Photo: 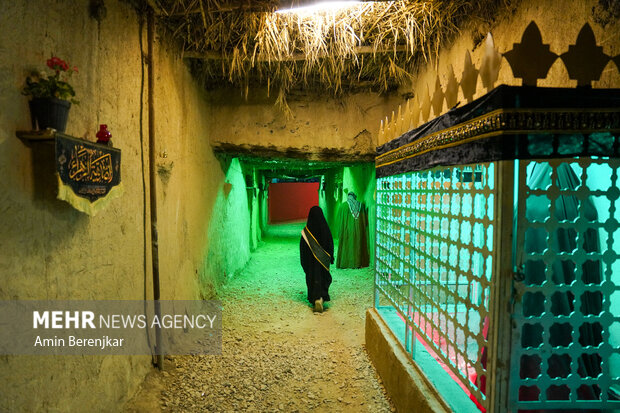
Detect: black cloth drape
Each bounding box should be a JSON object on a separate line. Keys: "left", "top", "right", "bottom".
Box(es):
{"left": 376, "top": 85, "right": 620, "bottom": 178}
{"left": 300, "top": 206, "right": 334, "bottom": 303}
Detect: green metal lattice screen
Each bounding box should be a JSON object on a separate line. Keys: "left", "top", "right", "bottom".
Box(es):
{"left": 375, "top": 162, "right": 498, "bottom": 410}
{"left": 511, "top": 157, "right": 620, "bottom": 410}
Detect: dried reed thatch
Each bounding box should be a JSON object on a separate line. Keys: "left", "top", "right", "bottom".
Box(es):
{"left": 147, "top": 0, "right": 509, "bottom": 110}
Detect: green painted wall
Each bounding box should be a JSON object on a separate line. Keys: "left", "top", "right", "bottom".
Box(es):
{"left": 240, "top": 163, "right": 262, "bottom": 251}
{"left": 259, "top": 174, "right": 270, "bottom": 236}
{"left": 319, "top": 169, "right": 342, "bottom": 237}
{"left": 202, "top": 158, "right": 252, "bottom": 295}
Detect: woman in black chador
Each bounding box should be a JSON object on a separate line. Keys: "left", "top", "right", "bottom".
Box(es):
{"left": 300, "top": 206, "right": 334, "bottom": 313}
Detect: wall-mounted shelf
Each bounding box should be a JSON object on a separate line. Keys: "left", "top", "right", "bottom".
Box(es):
{"left": 16, "top": 129, "right": 57, "bottom": 143}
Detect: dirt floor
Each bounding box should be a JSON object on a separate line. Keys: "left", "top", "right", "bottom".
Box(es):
{"left": 124, "top": 222, "right": 394, "bottom": 412}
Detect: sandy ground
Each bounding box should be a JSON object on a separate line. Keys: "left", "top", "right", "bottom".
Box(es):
{"left": 124, "top": 222, "right": 394, "bottom": 412}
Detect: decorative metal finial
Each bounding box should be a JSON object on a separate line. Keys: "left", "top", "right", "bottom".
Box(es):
{"left": 479, "top": 33, "right": 502, "bottom": 92}
{"left": 409, "top": 96, "right": 420, "bottom": 130}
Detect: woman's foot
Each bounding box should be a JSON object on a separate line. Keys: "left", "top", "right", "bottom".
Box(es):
{"left": 314, "top": 297, "right": 324, "bottom": 313}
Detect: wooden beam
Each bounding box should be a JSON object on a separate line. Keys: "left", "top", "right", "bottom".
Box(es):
{"left": 183, "top": 45, "right": 409, "bottom": 61}
{"left": 212, "top": 142, "right": 375, "bottom": 163}
{"left": 146, "top": 0, "right": 166, "bottom": 15}
{"left": 163, "top": 0, "right": 275, "bottom": 16}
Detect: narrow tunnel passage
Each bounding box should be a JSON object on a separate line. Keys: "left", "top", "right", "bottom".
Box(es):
{"left": 125, "top": 222, "right": 394, "bottom": 412}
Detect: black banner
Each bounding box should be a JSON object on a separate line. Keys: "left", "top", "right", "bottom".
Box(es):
{"left": 55, "top": 134, "right": 121, "bottom": 202}
{"left": 376, "top": 85, "right": 620, "bottom": 178}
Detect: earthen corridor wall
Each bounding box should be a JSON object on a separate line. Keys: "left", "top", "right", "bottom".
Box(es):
{"left": 0, "top": 1, "right": 249, "bottom": 410}
{"left": 207, "top": 88, "right": 400, "bottom": 161}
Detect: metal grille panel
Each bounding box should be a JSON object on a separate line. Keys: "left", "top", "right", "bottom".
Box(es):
{"left": 376, "top": 162, "right": 497, "bottom": 409}
{"left": 512, "top": 158, "right": 620, "bottom": 409}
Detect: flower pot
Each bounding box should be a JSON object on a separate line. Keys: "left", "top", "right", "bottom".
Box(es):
{"left": 28, "top": 97, "right": 71, "bottom": 132}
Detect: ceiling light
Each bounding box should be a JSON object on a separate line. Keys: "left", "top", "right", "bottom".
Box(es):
{"left": 276, "top": 1, "right": 362, "bottom": 14}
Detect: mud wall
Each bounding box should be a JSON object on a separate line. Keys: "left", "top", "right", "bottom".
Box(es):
{"left": 0, "top": 2, "right": 151, "bottom": 411}
{"left": 208, "top": 88, "right": 401, "bottom": 161}
{"left": 0, "top": 0, "right": 251, "bottom": 410}
{"left": 152, "top": 34, "right": 251, "bottom": 301}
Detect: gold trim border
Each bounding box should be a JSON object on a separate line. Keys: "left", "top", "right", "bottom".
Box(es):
{"left": 376, "top": 108, "right": 620, "bottom": 169}
{"left": 57, "top": 175, "right": 124, "bottom": 216}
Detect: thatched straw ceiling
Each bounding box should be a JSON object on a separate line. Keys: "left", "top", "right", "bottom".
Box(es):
{"left": 145, "top": 0, "right": 510, "bottom": 107}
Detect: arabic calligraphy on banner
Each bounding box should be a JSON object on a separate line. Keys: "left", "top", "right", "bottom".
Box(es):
{"left": 56, "top": 134, "right": 121, "bottom": 202}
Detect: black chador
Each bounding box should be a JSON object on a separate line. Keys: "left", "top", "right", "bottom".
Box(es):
{"left": 300, "top": 206, "right": 334, "bottom": 312}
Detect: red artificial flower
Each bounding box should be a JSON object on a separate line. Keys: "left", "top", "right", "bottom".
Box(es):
{"left": 72, "top": 66, "right": 78, "bottom": 73}
{"left": 46, "top": 56, "right": 69, "bottom": 72}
